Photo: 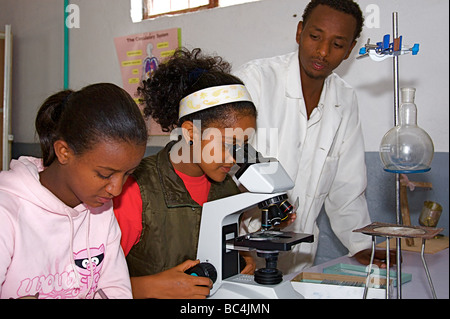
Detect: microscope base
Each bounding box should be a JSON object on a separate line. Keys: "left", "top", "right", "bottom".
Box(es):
{"left": 209, "top": 274, "right": 304, "bottom": 299}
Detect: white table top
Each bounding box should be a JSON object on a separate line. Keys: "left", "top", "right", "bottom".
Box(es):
{"left": 287, "top": 248, "right": 449, "bottom": 299}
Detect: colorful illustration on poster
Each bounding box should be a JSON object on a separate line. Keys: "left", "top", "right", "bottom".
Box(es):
{"left": 142, "top": 43, "right": 159, "bottom": 81}
{"left": 114, "top": 28, "right": 181, "bottom": 135}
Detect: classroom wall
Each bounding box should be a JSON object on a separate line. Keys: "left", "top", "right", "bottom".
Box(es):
{"left": 1, "top": 0, "right": 448, "bottom": 262}
{"left": 0, "top": 0, "right": 448, "bottom": 152}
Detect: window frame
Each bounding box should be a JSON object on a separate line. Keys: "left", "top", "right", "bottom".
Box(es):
{"left": 143, "top": 0, "right": 219, "bottom": 19}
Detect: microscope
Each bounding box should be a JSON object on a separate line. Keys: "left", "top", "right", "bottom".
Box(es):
{"left": 187, "top": 144, "right": 313, "bottom": 298}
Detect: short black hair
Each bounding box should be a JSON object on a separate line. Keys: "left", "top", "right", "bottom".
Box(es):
{"left": 302, "top": 0, "right": 364, "bottom": 40}
{"left": 36, "top": 83, "right": 148, "bottom": 167}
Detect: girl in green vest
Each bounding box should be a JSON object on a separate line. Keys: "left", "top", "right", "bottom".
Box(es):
{"left": 113, "top": 48, "right": 257, "bottom": 299}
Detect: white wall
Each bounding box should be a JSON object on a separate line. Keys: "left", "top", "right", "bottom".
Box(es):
{"left": 1, "top": 0, "right": 448, "bottom": 152}
{"left": 0, "top": 0, "right": 64, "bottom": 144}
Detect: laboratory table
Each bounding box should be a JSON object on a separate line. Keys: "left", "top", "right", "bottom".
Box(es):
{"left": 287, "top": 248, "right": 449, "bottom": 299}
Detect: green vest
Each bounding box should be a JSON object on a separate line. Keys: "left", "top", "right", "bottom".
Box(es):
{"left": 126, "top": 141, "right": 240, "bottom": 277}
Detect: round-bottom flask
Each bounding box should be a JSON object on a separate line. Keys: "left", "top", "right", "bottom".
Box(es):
{"left": 380, "top": 88, "right": 434, "bottom": 173}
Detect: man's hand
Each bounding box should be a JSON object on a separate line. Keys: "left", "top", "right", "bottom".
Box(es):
{"left": 239, "top": 252, "right": 256, "bottom": 275}
{"left": 353, "top": 248, "right": 399, "bottom": 269}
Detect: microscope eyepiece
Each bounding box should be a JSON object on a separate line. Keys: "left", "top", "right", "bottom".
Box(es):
{"left": 232, "top": 143, "right": 262, "bottom": 166}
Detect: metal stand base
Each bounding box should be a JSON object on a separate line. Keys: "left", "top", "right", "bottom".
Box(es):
{"left": 363, "top": 235, "right": 437, "bottom": 299}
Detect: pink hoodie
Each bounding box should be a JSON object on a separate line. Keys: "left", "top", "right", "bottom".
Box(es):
{"left": 0, "top": 157, "right": 132, "bottom": 299}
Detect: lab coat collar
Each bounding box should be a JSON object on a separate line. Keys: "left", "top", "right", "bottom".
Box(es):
{"left": 320, "top": 75, "right": 344, "bottom": 118}
{"left": 284, "top": 50, "right": 344, "bottom": 118}
{"left": 317, "top": 88, "right": 343, "bottom": 156}
{"left": 285, "top": 50, "right": 303, "bottom": 100}
{"left": 282, "top": 49, "right": 345, "bottom": 158}
{"left": 298, "top": 90, "right": 344, "bottom": 232}
{"left": 307, "top": 73, "right": 345, "bottom": 160}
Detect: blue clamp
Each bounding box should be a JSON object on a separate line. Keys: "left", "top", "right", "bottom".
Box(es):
{"left": 382, "top": 34, "right": 390, "bottom": 51}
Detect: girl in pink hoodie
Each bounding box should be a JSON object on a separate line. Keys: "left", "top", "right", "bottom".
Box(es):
{"left": 0, "top": 83, "right": 148, "bottom": 299}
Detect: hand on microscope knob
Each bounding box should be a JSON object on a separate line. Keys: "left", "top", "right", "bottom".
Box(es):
{"left": 126, "top": 260, "right": 212, "bottom": 299}
{"left": 153, "top": 260, "right": 212, "bottom": 299}
{"left": 185, "top": 261, "right": 217, "bottom": 283}
{"left": 182, "top": 259, "right": 214, "bottom": 282}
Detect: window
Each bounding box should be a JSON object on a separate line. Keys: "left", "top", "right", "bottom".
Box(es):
{"left": 146, "top": 0, "right": 217, "bottom": 19}
{"left": 131, "top": 0, "right": 260, "bottom": 21}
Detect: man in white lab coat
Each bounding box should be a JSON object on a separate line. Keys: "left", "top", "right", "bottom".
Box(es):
{"left": 235, "top": 0, "right": 388, "bottom": 274}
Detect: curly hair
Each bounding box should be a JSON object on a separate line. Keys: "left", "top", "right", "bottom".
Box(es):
{"left": 137, "top": 48, "right": 256, "bottom": 132}
{"left": 302, "top": 0, "right": 364, "bottom": 40}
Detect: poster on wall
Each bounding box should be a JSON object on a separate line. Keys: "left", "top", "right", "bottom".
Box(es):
{"left": 114, "top": 28, "right": 181, "bottom": 136}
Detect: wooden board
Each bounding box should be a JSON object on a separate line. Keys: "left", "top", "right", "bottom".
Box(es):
{"left": 292, "top": 272, "right": 389, "bottom": 288}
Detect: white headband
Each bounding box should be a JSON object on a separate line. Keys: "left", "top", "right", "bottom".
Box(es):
{"left": 178, "top": 84, "right": 253, "bottom": 119}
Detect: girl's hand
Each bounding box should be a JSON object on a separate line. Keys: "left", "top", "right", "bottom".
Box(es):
{"left": 130, "top": 259, "right": 213, "bottom": 299}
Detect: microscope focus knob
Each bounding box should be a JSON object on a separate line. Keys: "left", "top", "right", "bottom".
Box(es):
{"left": 185, "top": 262, "right": 217, "bottom": 283}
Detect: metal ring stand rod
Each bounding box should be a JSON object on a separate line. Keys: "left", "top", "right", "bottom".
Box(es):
{"left": 420, "top": 239, "right": 437, "bottom": 299}
{"left": 363, "top": 236, "right": 392, "bottom": 299}
{"left": 363, "top": 236, "right": 376, "bottom": 299}
{"left": 364, "top": 235, "right": 438, "bottom": 299}
{"left": 392, "top": 12, "right": 403, "bottom": 299}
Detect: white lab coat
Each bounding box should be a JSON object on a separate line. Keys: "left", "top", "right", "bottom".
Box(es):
{"left": 234, "top": 51, "right": 372, "bottom": 274}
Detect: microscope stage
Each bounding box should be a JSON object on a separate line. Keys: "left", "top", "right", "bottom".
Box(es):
{"left": 231, "top": 230, "right": 313, "bottom": 251}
